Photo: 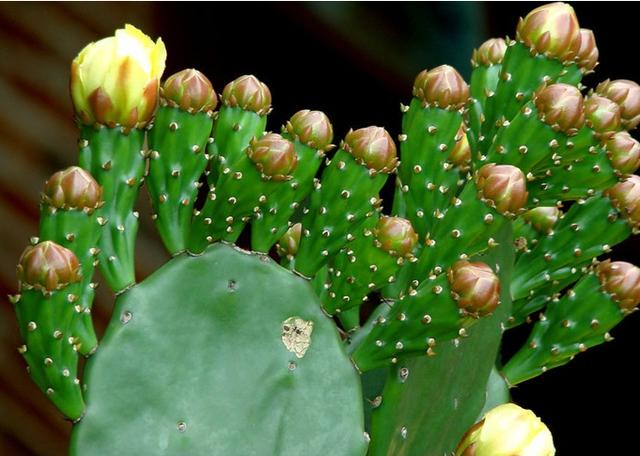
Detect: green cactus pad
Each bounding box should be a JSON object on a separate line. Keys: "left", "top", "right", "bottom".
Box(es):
{"left": 71, "top": 243, "right": 367, "bottom": 456}
{"left": 147, "top": 106, "right": 214, "bottom": 255}
{"left": 295, "top": 150, "right": 388, "bottom": 277}
{"left": 78, "top": 126, "right": 146, "bottom": 292}
{"left": 512, "top": 195, "right": 631, "bottom": 301}
{"left": 503, "top": 271, "right": 627, "bottom": 385}
{"left": 13, "top": 285, "right": 85, "bottom": 420}
{"left": 366, "top": 223, "right": 513, "bottom": 455}
{"left": 39, "top": 208, "right": 101, "bottom": 356}
{"left": 397, "top": 99, "right": 464, "bottom": 238}
{"left": 481, "top": 41, "right": 581, "bottom": 150}
{"left": 251, "top": 137, "right": 324, "bottom": 253}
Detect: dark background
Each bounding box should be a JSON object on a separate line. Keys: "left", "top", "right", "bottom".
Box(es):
{"left": 0, "top": 2, "right": 638, "bottom": 454}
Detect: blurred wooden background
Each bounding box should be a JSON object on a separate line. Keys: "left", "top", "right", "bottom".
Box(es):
{"left": 1, "top": 2, "right": 638, "bottom": 455}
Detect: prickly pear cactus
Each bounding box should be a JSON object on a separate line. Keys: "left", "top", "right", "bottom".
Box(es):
{"left": 10, "top": 3, "right": 640, "bottom": 455}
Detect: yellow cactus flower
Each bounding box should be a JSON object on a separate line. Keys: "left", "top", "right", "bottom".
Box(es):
{"left": 456, "top": 403, "right": 555, "bottom": 456}
{"left": 70, "top": 24, "right": 167, "bottom": 129}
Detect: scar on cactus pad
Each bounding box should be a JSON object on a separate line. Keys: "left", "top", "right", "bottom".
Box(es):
{"left": 9, "top": 3, "right": 640, "bottom": 454}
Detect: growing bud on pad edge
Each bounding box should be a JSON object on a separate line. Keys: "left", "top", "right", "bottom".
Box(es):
{"left": 344, "top": 127, "right": 398, "bottom": 173}
{"left": 596, "top": 79, "right": 640, "bottom": 130}
{"left": 471, "top": 38, "right": 507, "bottom": 67}
{"left": 286, "top": 110, "right": 334, "bottom": 152}
{"left": 374, "top": 216, "right": 418, "bottom": 258}
{"left": 607, "top": 131, "right": 640, "bottom": 175}
{"left": 247, "top": 133, "right": 297, "bottom": 181}
{"left": 476, "top": 164, "right": 528, "bottom": 215}
{"left": 412, "top": 65, "right": 469, "bottom": 110}
{"left": 534, "top": 83, "right": 585, "bottom": 134}
{"left": 162, "top": 69, "right": 217, "bottom": 113}
{"left": 597, "top": 260, "right": 640, "bottom": 311}
{"left": 221, "top": 75, "right": 272, "bottom": 115}
{"left": 17, "top": 241, "right": 81, "bottom": 292}
{"left": 516, "top": 2, "right": 581, "bottom": 62}
{"left": 43, "top": 167, "right": 102, "bottom": 211}
{"left": 448, "top": 260, "right": 500, "bottom": 316}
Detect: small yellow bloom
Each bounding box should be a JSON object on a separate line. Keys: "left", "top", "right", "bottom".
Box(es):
{"left": 456, "top": 403, "right": 555, "bottom": 456}
{"left": 70, "top": 24, "right": 167, "bottom": 129}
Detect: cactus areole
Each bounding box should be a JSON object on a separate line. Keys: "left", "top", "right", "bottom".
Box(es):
{"left": 11, "top": 3, "right": 640, "bottom": 455}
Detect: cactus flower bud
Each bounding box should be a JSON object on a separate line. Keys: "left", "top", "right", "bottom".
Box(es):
{"left": 516, "top": 2, "right": 581, "bottom": 62}
{"left": 246, "top": 133, "right": 297, "bottom": 181}
{"left": 596, "top": 260, "right": 640, "bottom": 311}
{"left": 576, "top": 29, "right": 598, "bottom": 73}
{"left": 42, "top": 166, "right": 102, "bottom": 211}
{"left": 17, "top": 241, "right": 81, "bottom": 292}
{"left": 534, "top": 83, "right": 585, "bottom": 134}
{"left": 606, "top": 131, "right": 640, "bottom": 175}
{"left": 523, "top": 206, "right": 561, "bottom": 233}
{"left": 412, "top": 65, "right": 469, "bottom": 110}
{"left": 471, "top": 38, "right": 508, "bottom": 67}
{"left": 596, "top": 79, "right": 640, "bottom": 130}
{"left": 584, "top": 95, "right": 621, "bottom": 139}
{"left": 476, "top": 164, "right": 528, "bottom": 215}
{"left": 343, "top": 126, "right": 398, "bottom": 173}
{"left": 276, "top": 223, "right": 302, "bottom": 258}
{"left": 448, "top": 260, "right": 500, "bottom": 316}
{"left": 221, "top": 75, "right": 271, "bottom": 115}
{"left": 448, "top": 124, "right": 471, "bottom": 169}
{"left": 455, "top": 403, "right": 555, "bottom": 456}
{"left": 285, "top": 110, "right": 334, "bottom": 152}
{"left": 605, "top": 175, "right": 640, "bottom": 229}
{"left": 374, "top": 216, "right": 418, "bottom": 258}
{"left": 162, "top": 69, "right": 217, "bottom": 113}
{"left": 70, "top": 24, "right": 167, "bottom": 128}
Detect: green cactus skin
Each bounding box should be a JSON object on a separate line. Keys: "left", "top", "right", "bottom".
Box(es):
{"left": 480, "top": 41, "right": 581, "bottom": 151}
{"left": 146, "top": 106, "right": 214, "bottom": 255}
{"left": 528, "top": 149, "right": 617, "bottom": 206}
{"left": 12, "top": 284, "right": 85, "bottom": 420}
{"left": 39, "top": 206, "right": 101, "bottom": 356}
{"left": 484, "top": 99, "right": 580, "bottom": 174}
{"left": 511, "top": 195, "right": 631, "bottom": 301}
{"left": 188, "top": 104, "right": 268, "bottom": 251}
{"left": 250, "top": 136, "right": 324, "bottom": 253}
{"left": 397, "top": 99, "right": 465, "bottom": 239}
{"left": 365, "top": 225, "right": 513, "bottom": 455}
{"left": 70, "top": 244, "right": 367, "bottom": 456}
{"left": 503, "top": 271, "right": 628, "bottom": 385}
{"left": 386, "top": 179, "right": 508, "bottom": 299}
{"left": 188, "top": 135, "right": 295, "bottom": 252}
{"left": 295, "top": 150, "right": 388, "bottom": 278}
{"left": 321, "top": 214, "right": 411, "bottom": 317}
{"left": 78, "top": 126, "right": 146, "bottom": 292}
{"left": 508, "top": 260, "right": 590, "bottom": 328}
{"left": 351, "top": 266, "right": 489, "bottom": 372}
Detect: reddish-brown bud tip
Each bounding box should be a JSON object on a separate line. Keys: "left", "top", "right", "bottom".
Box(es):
{"left": 162, "top": 69, "right": 217, "bottom": 113}
{"left": 471, "top": 38, "right": 508, "bottom": 67}
{"left": 247, "top": 133, "right": 297, "bottom": 181}
{"left": 374, "top": 216, "right": 418, "bottom": 258}
{"left": 476, "top": 164, "right": 528, "bottom": 215}
{"left": 607, "top": 131, "right": 640, "bottom": 175}
{"left": 597, "top": 260, "right": 640, "bottom": 311}
{"left": 17, "top": 241, "right": 81, "bottom": 292}
{"left": 285, "top": 110, "right": 334, "bottom": 152}
{"left": 605, "top": 174, "right": 640, "bottom": 229}
{"left": 276, "top": 223, "right": 302, "bottom": 258}
{"left": 584, "top": 94, "right": 621, "bottom": 139}
{"left": 343, "top": 126, "right": 398, "bottom": 173}
{"left": 448, "top": 260, "right": 500, "bottom": 316}
{"left": 43, "top": 166, "right": 102, "bottom": 210}
{"left": 534, "top": 83, "right": 585, "bottom": 134}
{"left": 596, "top": 79, "right": 640, "bottom": 131}
{"left": 448, "top": 124, "right": 471, "bottom": 169}
{"left": 516, "top": 2, "right": 581, "bottom": 61}
{"left": 221, "top": 75, "right": 271, "bottom": 115}
{"left": 523, "top": 206, "right": 561, "bottom": 233}
{"left": 412, "top": 65, "right": 469, "bottom": 110}
{"left": 576, "top": 29, "right": 598, "bottom": 72}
